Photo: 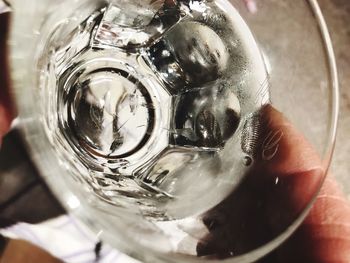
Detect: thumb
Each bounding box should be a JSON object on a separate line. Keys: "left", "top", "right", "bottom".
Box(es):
{"left": 267, "top": 177, "right": 350, "bottom": 263}
{"left": 197, "top": 105, "right": 325, "bottom": 258}
{"left": 259, "top": 107, "right": 349, "bottom": 262}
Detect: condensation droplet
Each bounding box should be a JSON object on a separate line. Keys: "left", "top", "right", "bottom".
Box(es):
{"left": 243, "top": 156, "right": 252, "bottom": 166}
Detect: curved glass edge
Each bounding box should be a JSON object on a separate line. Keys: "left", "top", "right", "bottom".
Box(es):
{"left": 8, "top": 0, "right": 339, "bottom": 262}
{"left": 310, "top": 0, "right": 339, "bottom": 163}
{"left": 216, "top": 0, "right": 339, "bottom": 262}
{"left": 128, "top": 0, "right": 340, "bottom": 262}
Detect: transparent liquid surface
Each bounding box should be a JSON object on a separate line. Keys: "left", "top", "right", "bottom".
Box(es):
{"left": 40, "top": 0, "right": 269, "bottom": 220}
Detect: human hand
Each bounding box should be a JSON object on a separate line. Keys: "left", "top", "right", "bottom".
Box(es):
{"left": 196, "top": 105, "right": 350, "bottom": 262}
{"left": 260, "top": 107, "right": 350, "bottom": 263}
{"left": 2, "top": 1, "right": 349, "bottom": 262}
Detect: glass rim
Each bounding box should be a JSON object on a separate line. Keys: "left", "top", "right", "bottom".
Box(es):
{"left": 7, "top": 0, "right": 339, "bottom": 262}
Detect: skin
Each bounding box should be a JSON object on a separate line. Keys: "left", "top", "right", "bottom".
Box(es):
{"left": 196, "top": 105, "right": 350, "bottom": 263}
{"left": 0, "top": 238, "right": 62, "bottom": 263}
{"left": 258, "top": 109, "right": 350, "bottom": 263}
{"left": 1, "top": 5, "right": 350, "bottom": 263}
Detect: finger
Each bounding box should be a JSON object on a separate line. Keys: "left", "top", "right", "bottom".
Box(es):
{"left": 302, "top": 178, "right": 350, "bottom": 263}
{"left": 266, "top": 177, "right": 350, "bottom": 263}
{"left": 1, "top": 238, "right": 63, "bottom": 263}
{"left": 253, "top": 105, "right": 324, "bottom": 227}
{"left": 197, "top": 105, "right": 325, "bottom": 258}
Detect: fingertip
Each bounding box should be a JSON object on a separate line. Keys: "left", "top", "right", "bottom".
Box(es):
{"left": 273, "top": 178, "right": 350, "bottom": 263}
{"left": 258, "top": 104, "right": 322, "bottom": 176}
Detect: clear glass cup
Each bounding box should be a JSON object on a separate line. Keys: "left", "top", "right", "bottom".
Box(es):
{"left": 7, "top": 0, "right": 338, "bottom": 262}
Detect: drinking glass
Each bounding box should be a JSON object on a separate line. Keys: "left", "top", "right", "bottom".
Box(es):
{"left": 7, "top": 0, "right": 338, "bottom": 262}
